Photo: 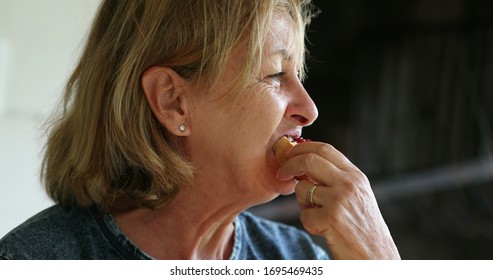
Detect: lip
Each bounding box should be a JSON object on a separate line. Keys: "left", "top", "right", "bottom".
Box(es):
{"left": 270, "top": 129, "right": 303, "bottom": 157}
{"left": 283, "top": 129, "right": 302, "bottom": 140}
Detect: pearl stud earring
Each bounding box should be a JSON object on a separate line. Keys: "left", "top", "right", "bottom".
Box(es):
{"left": 178, "top": 124, "right": 186, "bottom": 132}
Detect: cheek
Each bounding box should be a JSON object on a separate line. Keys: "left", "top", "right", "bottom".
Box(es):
{"left": 236, "top": 102, "right": 283, "bottom": 151}
{"left": 242, "top": 94, "right": 286, "bottom": 161}
{"left": 217, "top": 86, "right": 286, "bottom": 160}
{"left": 225, "top": 95, "right": 282, "bottom": 156}
{"left": 244, "top": 87, "right": 285, "bottom": 127}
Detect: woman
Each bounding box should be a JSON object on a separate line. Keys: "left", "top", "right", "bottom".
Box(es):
{"left": 0, "top": 0, "right": 399, "bottom": 259}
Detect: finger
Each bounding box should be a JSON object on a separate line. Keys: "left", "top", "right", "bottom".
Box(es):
{"left": 295, "top": 180, "right": 329, "bottom": 208}
{"left": 298, "top": 206, "right": 336, "bottom": 237}
{"left": 277, "top": 152, "right": 344, "bottom": 185}
{"left": 288, "top": 141, "right": 358, "bottom": 172}
{"left": 295, "top": 180, "right": 313, "bottom": 209}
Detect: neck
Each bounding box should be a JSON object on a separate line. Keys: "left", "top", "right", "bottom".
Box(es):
{"left": 111, "top": 183, "right": 257, "bottom": 259}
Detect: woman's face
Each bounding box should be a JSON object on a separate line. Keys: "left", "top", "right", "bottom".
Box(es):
{"left": 187, "top": 13, "right": 318, "bottom": 203}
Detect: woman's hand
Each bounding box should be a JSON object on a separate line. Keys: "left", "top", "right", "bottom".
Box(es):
{"left": 277, "top": 141, "right": 400, "bottom": 260}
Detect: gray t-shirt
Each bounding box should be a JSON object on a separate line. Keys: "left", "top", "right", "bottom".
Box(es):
{"left": 0, "top": 205, "right": 329, "bottom": 260}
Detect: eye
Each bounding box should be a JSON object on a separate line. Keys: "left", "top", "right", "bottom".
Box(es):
{"left": 265, "top": 72, "right": 285, "bottom": 83}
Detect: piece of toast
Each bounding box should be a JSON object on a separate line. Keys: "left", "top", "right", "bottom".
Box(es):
{"left": 272, "top": 136, "right": 296, "bottom": 163}
{"left": 272, "top": 136, "right": 310, "bottom": 181}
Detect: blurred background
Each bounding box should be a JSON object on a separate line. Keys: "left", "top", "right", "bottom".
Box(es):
{"left": 1, "top": 0, "right": 493, "bottom": 259}
{"left": 253, "top": 0, "right": 493, "bottom": 259}
{"left": 0, "top": 0, "right": 100, "bottom": 239}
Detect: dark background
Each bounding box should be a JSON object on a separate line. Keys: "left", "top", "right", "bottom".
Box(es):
{"left": 252, "top": 0, "right": 493, "bottom": 259}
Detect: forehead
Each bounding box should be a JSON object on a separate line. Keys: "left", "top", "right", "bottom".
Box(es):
{"left": 264, "top": 14, "right": 298, "bottom": 63}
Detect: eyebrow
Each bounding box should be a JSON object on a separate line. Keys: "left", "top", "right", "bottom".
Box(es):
{"left": 275, "top": 49, "right": 292, "bottom": 61}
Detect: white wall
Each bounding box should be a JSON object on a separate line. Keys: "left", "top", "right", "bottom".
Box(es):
{"left": 0, "top": 0, "right": 100, "bottom": 237}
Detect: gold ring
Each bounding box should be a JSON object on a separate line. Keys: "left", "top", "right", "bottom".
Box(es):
{"left": 307, "top": 185, "right": 317, "bottom": 207}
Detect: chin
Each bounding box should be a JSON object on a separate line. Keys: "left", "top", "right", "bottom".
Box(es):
{"left": 254, "top": 163, "right": 296, "bottom": 198}
{"left": 253, "top": 176, "right": 296, "bottom": 204}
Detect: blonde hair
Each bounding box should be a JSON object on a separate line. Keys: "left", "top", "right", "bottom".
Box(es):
{"left": 42, "top": 0, "right": 316, "bottom": 211}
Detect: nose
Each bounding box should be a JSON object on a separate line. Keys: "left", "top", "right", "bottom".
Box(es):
{"left": 285, "top": 78, "right": 319, "bottom": 127}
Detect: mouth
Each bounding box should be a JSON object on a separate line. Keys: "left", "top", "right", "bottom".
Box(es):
{"left": 271, "top": 133, "right": 308, "bottom": 159}
{"left": 272, "top": 135, "right": 308, "bottom": 163}
{"left": 284, "top": 135, "right": 309, "bottom": 143}
{"left": 272, "top": 135, "right": 311, "bottom": 182}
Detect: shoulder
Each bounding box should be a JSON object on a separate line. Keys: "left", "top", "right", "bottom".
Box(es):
{"left": 235, "top": 211, "right": 329, "bottom": 260}
{"left": 0, "top": 205, "right": 118, "bottom": 259}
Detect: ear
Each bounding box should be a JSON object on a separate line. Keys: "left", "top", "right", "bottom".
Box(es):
{"left": 141, "top": 66, "right": 191, "bottom": 136}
